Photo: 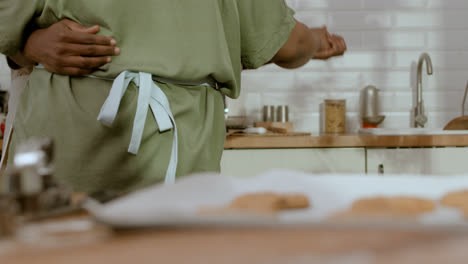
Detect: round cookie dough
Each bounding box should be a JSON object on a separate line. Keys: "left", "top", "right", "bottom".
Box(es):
{"left": 332, "top": 196, "right": 435, "bottom": 219}
{"left": 200, "top": 192, "right": 310, "bottom": 215}
{"left": 441, "top": 190, "right": 468, "bottom": 209}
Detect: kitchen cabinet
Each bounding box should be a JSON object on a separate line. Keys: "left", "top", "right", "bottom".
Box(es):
{"left": 366, "top": 147, "right": 468, "bottom": 175}
{"left": 220, "top": 148, "right": 365, "bottom": 178}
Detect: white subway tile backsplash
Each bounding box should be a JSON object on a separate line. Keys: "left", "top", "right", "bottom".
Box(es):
{"left": 395, "top": 51, "right": 468, "bottom": 70}
{"left": 227, "top": 91, "right": 262, "bottom": 121}
{"left": 427, "top": 70, "right": 468, "bottom": 90}
{"left": 294, "top": 12, "right": 328, "bottom": 26}
{"left": 423, "top": 91, "right": 467, "bottom": 112}
{"left": 241, "top": 71, "right": 296, "bottom": 91}
{"left": 295, "top": 0, "right": 363, "bottom": 10}
{"left": 379, "top": 91, "right": 465, "bottom": 113}
{"left": 328, "top": 12, "right": 393, "bottom": 29}
{"left": 294, "top": 71, "right": 363, "bottom": 91}
{"left": 427, "top": 0, "right": 468, "bottom": 9}
{"left": 288, "top": 0, "right": 328, "bottom": 10}
{"left": 290, "top": 113, "right": 321, "bottom": 133}
{"left": 360, "top": 71, "right": 412, "bottom": 90}
{"left": 362, "top": 31, "right": 425, "bottom": 49}
{"left": 307, "top": 51, "right": 395, "bottom": 70}
{"left": 293, "top": 71, "right": 414, "bottom": 92}
{"left": 379, "top": 92, "right": 413, "bottom": 112}
{"left": 362, "top": 0, "right": 427, "bottom": 9}
{"left": 427, "top": 31, "right": 468, "bottom": 50}
{"left": 395, "top": 11, "right": 467, "bottom": 29}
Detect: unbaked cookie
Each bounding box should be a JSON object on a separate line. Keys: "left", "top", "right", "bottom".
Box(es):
{"left": 440, "top": 190, "right": 468, "bottom": 209}
{"left": 282, "top": 194, "right": 310, "bottom": 210}
{"left": 332, "top": 196, "right": 435, "bottom": 219}
{"left": 200, "top": 192, "right": 310, "bottom": 215}
{"left": 228, "top": 192, "right": 286, "bottom": 213}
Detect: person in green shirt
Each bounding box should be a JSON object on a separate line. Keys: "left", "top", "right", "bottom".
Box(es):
{"left": 2, "top": 0, "right": 346, "bottom": 196}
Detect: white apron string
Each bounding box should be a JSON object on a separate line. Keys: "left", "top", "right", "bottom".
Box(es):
{"left": 98, "top": 71, "right": 180, "bottom": 184}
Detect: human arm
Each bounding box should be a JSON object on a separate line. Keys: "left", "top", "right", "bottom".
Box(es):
{"left": 271, "top": 22, "right": 346, "bottom": 69}
{"left": 8, "top": 19, "right": 120, "bottom": 76}
{"left": 237, "top": 0, "right": 346, "bottom": 70}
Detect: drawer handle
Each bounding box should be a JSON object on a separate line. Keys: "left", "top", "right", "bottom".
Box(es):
{"left": 378, "top": 164, "right": 384, "bottom": 175}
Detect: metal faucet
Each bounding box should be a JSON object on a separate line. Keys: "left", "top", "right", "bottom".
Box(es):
{"left": 414, "top": 53, "right": 433, "bottom": 128}
{"left": 463, "top": 81, "right": 468, "bottom": 116}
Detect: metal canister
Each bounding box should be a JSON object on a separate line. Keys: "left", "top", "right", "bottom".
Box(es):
{"left": 361, "top": 85, "right": 385, "bottom": 126}
{"left": 276, "top": 105, "right": 289, "bottom": 123}
{"left": 263, "top": 105, "right": 275, "bottom": 122}
{"left": 362, "top": 85, "right": 379, "bottom": 119}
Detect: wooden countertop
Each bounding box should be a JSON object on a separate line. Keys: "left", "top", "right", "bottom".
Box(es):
{"left": 225, "top": 134, "right": 468, "bottom": 149}
{"left": 3, "top": 216, "right": 468, "bottom": 264}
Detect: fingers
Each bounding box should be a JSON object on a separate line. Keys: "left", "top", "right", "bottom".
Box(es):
{"left": 61, "top": 30, "right": 116, "bottom": 46}
{"left": 59, "top": 43, "right": 120, "bottom": 57}
{"left": 330, "top": 34, "right": 346, "bottom": 55}
{"left": 73, "top": 24, "right": 100, "bottom": 34}
{"left": 58, "top": 55, "right": 112, "bottom": 69}
{"left": 60, "top": 19, "right": 116, "bottom": 45}
{"left": 313, "top": 33, "right": 347, "bottom": 60}
{"left": 321, "top": 25, "right": 328, "bottom": 33}
{"left": 321, "top": 25, "right": 331, "bottom": 40}
{"left": 313, "top": 49, "right": 334, "bottom": 60}
{"left": 326, "top": 35, "right": 345, "bottom": 56}
{"left": 61, "top": 19, "right": 100, "bottom": 34}
{"left": 340, "top": 36, "right": 347, "bottom": 52}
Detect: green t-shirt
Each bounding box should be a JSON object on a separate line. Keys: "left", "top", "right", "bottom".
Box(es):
{"left": 1, "top": 0, "right": 295, "bottom": 98}
{"left": 0, "top": 0, "right": 296, "bottom": 194}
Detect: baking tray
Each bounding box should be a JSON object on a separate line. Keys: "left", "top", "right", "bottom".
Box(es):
{"left": 84, "top": 170, "right": 468, "bottom": 232}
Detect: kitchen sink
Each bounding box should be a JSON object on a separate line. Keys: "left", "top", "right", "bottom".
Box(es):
{"left": 359, "top": 128, "right": 468, "bottom": 135}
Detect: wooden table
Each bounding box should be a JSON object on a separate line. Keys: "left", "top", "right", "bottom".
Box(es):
{"left": 225, "top": 134, "right": 468, "bottom": 149}
{"left": 2, "top": 216, "right": 468, "bottom": 264}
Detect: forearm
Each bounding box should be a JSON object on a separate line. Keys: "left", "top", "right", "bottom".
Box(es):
{"left": 7, "top": 51, "right": 36, "bottom": 69}
{"left": 272, "top": 22, "right": 322, "bottom": 69}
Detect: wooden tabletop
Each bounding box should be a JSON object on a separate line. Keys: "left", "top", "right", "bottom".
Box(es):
{"left": 225, "top": 134, "right": 468, "bottom": 149}
{"left": 3, "top": 219, "right": 468, "bottom": 264}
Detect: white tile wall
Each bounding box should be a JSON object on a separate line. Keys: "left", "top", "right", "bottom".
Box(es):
{"left": 229, "top": 0, "right": 468, "bottom": 133}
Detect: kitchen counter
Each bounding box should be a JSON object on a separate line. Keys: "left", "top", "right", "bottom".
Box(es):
{"left": 2, "top": 214, "right": 468, "bottom": 264}
{"left": 225, "top": 134, "right": 468, "bottom": 149}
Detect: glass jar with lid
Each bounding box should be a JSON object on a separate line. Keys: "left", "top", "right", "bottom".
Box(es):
{"left": 324, "top": 99, "right": 346, "bottom": 134}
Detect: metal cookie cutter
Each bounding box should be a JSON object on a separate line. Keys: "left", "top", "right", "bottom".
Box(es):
{"left": 4, "top": 138, "right": 74, "bottom": 223}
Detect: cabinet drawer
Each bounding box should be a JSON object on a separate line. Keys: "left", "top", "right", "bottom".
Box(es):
{"left": 221, "top": 148, "right": 365, "bottom": 178}
{"left": 367, "top": 148, "right": 468, "bottom": 175}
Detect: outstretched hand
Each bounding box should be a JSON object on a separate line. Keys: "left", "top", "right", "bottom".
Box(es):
{"left": 313, "top": 26, "right": 347, "bottom": 60}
